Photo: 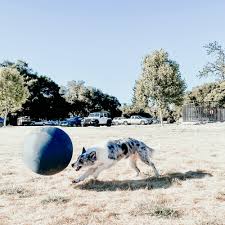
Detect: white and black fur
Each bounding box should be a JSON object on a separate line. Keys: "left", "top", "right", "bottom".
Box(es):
{"left": 71, "top": 138, "right": 159, "bottom": 183}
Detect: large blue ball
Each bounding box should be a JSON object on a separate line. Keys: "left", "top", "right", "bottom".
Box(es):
{"left": 23, "top": 127, "right": 73, "bottom": 175}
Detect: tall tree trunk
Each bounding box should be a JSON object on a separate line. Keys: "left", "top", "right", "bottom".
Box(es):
{"left": 4, "top": 111, "right": 8, "bottom": 127}
{"left": 159, "top": 107, "right": 163, "bottom": 127}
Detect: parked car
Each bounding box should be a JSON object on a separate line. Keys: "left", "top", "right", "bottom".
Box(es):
{"left": 122, "top": 115, "right": 151, "bottom": 125}
{"left": 0, "top": 117, "right": 4, "bottom": 127}
{"left": 43, "top": 120, "right": 58, "bottom": 126}
{"left": 145, "top": 117, "right": 153, "bottom": 124}
{"left": 32, "top": 120, "right": 48, "bottom": 126}
{"left": 112, "top": 117, "right": 127, "bottom": 125}
{"left": 60, "top": 117, "right": 81, "bottom": 127}
{"left": 152, "top": 118, "right": 160, "bottom": 124}
{"left": 82, "top": 112, "right": 112, "bottom": 127}
{"left": 52, "top": 120, "right": 60, "bottom": 126}
{"left": 167, "top": 116, "right": 176, "bottom": 124}
{"left": 17, "top": 116, "right": 33, "bottom": 126}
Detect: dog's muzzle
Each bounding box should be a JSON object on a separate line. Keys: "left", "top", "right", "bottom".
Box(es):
{"left": 72, "top": 163, "right": 82, "bottom": 171}
{"left": 75, "top": 166, "right": 82, "bottom": 171}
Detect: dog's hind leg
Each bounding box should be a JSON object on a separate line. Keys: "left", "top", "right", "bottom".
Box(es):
{"left": 129, "top": 155, "right": 140, "bottom": 176}
{"left": 137, "top": 150, "right": 159, "bottom": 177}
{"left": 145, "top": 159, "right": 159, "bottom": 177}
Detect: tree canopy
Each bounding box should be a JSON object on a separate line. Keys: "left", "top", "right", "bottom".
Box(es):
{"left": 134, "top": 49, "right": 186, "bottom": 125}
{"left": 0, "top": 67, "right": 29, "bottom": 126}
{"left": 0, "top": 60, "right": 70, "bottom": 120}
{"left": 61, "top": 81, "right": 121, "bottom": 117}
{"left": 0, "top": 60, "right": 121, "bottom": 121}
{"left": 199, "top": 41, "right": 225, "bottom": 81}
{"left": 185, "top": 81, "right": 225, "bottom": 107}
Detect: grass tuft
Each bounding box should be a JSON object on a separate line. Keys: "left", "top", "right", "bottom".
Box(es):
{"left": 215, "top": 192, "right": 225, "bottom": 202}
{"left": 197, "top": 220, "right": 225, "bottom": 225}
{"left": 0, "top": 185, "right": 34, "bottom": 198}
{"left": 130, "top": 204, "right": 181, "bottom": 219}
{"left": 41, "top": 195, "right": 70, "bottom": 205}
{"left": 149, "top": 206, "right": 180, "bottom": 218}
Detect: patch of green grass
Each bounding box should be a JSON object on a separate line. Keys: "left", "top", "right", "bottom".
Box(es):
{"left": 41, "top": 195, "right": 70, "bottom": 205}
{"left": 149, "top": 206, "right": 180, "bottom": 218}
{"left": 216, "top": 191, "right": 225, "bottom": 201}
{"left": 130, "top": 204, "right": 180, "bottom": 219}
{"left": 198, "top": 221, "right": 224, "bottom": 225}
{"left": 0, "top": 185, "right": 34, "bottom": 198}
{"left": 2, "top": 171, "right": 15, "bottom": 176}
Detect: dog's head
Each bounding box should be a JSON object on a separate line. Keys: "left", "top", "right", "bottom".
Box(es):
{"left": 71, "top": 147, "right": 97, "bottom": 171}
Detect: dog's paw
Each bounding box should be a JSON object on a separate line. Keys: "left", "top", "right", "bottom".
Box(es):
{"left": 72, "top": 179, "right": 81, "bottom": 184}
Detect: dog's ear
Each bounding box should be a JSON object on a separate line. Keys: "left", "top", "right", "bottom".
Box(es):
{"left": 82, "top": 147, "right": 86, "bottom": 154}
{"left": 89, "top": 151, "right": 96, "bottom": 161}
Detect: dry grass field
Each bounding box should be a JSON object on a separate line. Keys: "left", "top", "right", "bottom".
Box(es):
{"left": 0, "top": 124, "right": 225, "bottom": 225}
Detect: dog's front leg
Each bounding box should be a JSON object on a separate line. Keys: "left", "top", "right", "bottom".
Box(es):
{"left": 92, "top": 162, "right": 114, "bottom": 179}
{"left": 92, "top": 166, "right": 106, "bottom": 179}
{"left": 72, "top": 167, "right": 96, "bottom": 183}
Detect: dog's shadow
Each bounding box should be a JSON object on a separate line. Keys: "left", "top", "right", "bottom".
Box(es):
{"left": 73, "top": 170, "right": 212, "bottom": 192}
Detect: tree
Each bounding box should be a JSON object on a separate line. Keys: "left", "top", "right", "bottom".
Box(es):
{"left": 100, "top": 93, "right": 121, "bottom": 118}
{"left": 60, "top": 80, "right": 90, "bottom": 116}
{"left": 132, "top": 79, "right": 149, "bottom": 108}
{"left": 0, "top": 60, "right": 70, "bottom": 120}
{"left": 61, "top": 81, "right": 121, "bottom": 117}
{"left": 199, "top": 41, "right": 225, "bottom": 80}
{"left": 185, "top": 81, "right": 225, "bottom": 107}
{"left": 0, "top": 67, "right": 29, "bottom": 126}
{"left": 120, "top": 80, "right": 154, "bottom": 118}
{"left": 23, "top": 75, "right": 70, "bottom": 120}
{"left": 136, "top": 49, "right": 186, "bottom": 126}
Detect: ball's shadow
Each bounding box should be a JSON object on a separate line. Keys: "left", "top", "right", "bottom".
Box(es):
{"left": 73, "top": 170, "right": 212, "bottom": 192}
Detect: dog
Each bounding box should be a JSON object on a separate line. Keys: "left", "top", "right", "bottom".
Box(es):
{"left": 71, "top": 137, "right": 159, "bottom": 183}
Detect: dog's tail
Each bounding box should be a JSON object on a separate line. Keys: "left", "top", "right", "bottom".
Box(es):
{"left": 146, "top": 145, "right": 155, "bottom": 157}
{"left": 145, "top": 142, "right": 161, "bottom": 158}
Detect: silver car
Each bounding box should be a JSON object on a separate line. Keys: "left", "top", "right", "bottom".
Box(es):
{"left": 112, "top": 117, "right": 126, "bottom": 125}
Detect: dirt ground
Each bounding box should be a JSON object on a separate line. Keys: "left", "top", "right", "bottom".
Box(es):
{"left": 0, "top": 124, "right": 225, "bottom": 225}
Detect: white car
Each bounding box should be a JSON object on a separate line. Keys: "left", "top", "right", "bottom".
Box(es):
{"left": 82, "top": 112, "right": 112, "bottom": 127}
{"left": 123, "top": 115, "right": 151, "bottom": 125}
{"left": 44, "top": 120, "right": 57, "bottom": 126}
{"left": 32, "top": 120, "right": 48, "bottom": 126}
{"left": 112, "top": 117, "right": 127, "bottom": 125}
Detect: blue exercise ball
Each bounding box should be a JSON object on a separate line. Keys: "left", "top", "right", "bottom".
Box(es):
{"left": 23, "top": 127, "right": 73, "bottom": 175}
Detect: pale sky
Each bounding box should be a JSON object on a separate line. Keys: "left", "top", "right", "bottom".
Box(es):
{"left": 0, "top": 0, "right": 224, "bottom": 103}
